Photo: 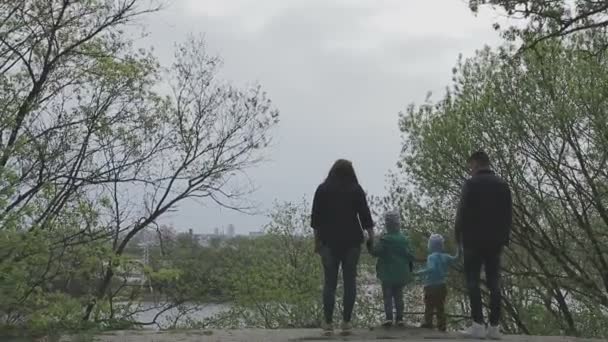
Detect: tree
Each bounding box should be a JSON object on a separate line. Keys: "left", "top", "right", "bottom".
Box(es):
{"left": 388, "top": 32, "right": 608, "bottom": 338}
{"left": 0, "top": 0, "right": 160, "bottom": 332}
{"left": 82, "top": 35, "right": 278, "bottom": 321}
{"left": 470, "top": 0, "right": 608, "bottom": 48}
{"left": 0, "top": 0, "right": 278, "bottom": 332}
{"left": 219, "top": 200, "right": 324, "bottom": 328}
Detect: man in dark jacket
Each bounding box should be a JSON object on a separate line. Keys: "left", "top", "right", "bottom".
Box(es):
{"left": 455, "top": 151, "right": 512, "bottom": 340}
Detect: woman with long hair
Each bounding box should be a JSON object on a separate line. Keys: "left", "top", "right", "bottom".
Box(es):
{"left": 310, "top": 159, "right": 374, "bottom": 336}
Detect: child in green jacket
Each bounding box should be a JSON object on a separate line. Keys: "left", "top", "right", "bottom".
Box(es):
{"left": 367, "top": 210, "right": 415, "bottom": 327}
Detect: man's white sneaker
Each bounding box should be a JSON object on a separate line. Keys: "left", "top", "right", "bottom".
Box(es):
{"left": 487, "top": 325, "right": 502, "bottom": 340}
{"left": 461, "top": 322, "right": 486, "bottom": 339}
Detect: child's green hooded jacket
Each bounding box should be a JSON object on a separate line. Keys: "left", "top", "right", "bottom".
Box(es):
{"left": 369, "top": 211, "right": 415, "bottom": 286}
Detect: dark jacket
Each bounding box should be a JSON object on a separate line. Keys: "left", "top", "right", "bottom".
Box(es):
{"left": 311, "top": 180, "right": 374, "bottom": 251}
{"left": 455, "top": 169, "right": 512, "bottom": 250}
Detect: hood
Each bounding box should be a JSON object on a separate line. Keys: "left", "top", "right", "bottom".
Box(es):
{"left": 384, "top": 210, "right": 401, "bottom": 233}
{"left": 428, "top": 234, "right": 444, "bottom": 253}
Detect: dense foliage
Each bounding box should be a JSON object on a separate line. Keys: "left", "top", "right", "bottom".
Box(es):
{"left": 381, "top": 32, "right": 608, "bottom": 338}
{"left": 0, "top": 0, "right": 277, "bottom": 336}
{"left": 470, "top": 0, "right": 608, "bottom": 47}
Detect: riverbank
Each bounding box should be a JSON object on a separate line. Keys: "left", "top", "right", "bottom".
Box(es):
{"left": 56, "top": 328, "right": 604, "bottom": 342}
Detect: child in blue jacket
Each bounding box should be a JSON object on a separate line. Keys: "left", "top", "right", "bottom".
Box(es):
{"left": 416, "top": 234, "right": 460, "bottom": 331}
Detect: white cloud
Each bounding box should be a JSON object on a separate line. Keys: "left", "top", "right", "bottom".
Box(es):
{"left": 180, "top": 0, "right": 291, "bottom": 33}
{"left": 150, "top": 0, "right": 507, "bottom": 232}
{"left": 365, "top": 1, "right": 494, "bottom": 37}
{"left": 179, "top": 0, "right": 502, "bottom": 39}
{"left": 175, "top": 0, "right": 505, "bottom": 66}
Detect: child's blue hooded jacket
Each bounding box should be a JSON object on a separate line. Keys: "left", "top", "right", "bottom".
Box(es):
{"left": 416, "top": 234, "right": 459, "bottom": 287}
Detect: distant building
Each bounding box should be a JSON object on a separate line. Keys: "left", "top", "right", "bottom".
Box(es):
{"left": 175, "top": 226, "right": 243, "bottom": 248}
{"left": 249, "top": 231, "right": 264, "bottom": 238}
{"left": 227, "top": 224, "right": 236, "bottom": 237}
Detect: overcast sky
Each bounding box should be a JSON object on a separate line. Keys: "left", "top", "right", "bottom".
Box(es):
{"left": 139, "top": 0, "right": 504, "bottom": 234}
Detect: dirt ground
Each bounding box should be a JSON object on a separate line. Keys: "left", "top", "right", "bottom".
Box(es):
{"left": 62, "top": 328, "right": 605, "bottom": 342}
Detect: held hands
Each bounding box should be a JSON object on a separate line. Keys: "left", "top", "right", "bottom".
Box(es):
{"left": 365, "top": 238, "right": 374, "bottom": 253}
{"left": 365, "top": 228, "right": 375, "bottom": 253}
{"left": 314, "top": 238, "right": 322, "bottom": 255}
{"left": 366, "top": 228, "right": 375, "bottom": 242}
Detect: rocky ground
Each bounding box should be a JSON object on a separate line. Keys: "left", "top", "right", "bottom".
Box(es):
{"left": 58, "top": 327, "right": 605, "bottom": 342}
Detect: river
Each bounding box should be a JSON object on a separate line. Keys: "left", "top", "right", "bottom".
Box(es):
{"left": 129, "top": 302, "right": 231, "bottom": 329}
{"left": 131, "top": 284, "right": 391, "bottom": 329}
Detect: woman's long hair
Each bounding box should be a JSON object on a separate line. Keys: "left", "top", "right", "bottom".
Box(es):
{"left": 326, "top": 159, "right": 359, "bottom": 185}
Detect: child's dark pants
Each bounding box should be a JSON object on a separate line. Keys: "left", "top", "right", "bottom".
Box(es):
{"left": 423, "top": 284, "right": 447, "bottom": 331}
{"left": 382, "top": 284, "right": 404, "bottom": 322}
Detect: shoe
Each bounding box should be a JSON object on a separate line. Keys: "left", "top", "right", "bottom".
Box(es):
{"left": 340, "top": 322, "right": 353, "bottom": 336}
{"left": 420, "top": 323, "right": 433, "bottom": 329}
{"left": 382, "top": 320, "right": 393, "bottom": 328}
{"left": 321, "top": 322, "right": 333, "bottom": 336}
{"left": 461, "top": 322, "right": 486, "bottom": 339}
{"left": 396, "top": 320, "right": 405, "bottom": 328}
{"left": 487, "top": 325, "right": 502, "bottom": 340}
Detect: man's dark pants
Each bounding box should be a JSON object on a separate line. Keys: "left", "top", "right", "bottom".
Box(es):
{"left": 464, "top": 246, "right": 503, "bottom": 326}
{"left": 320, "top": 245, "right": 360, "bottom": 324}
